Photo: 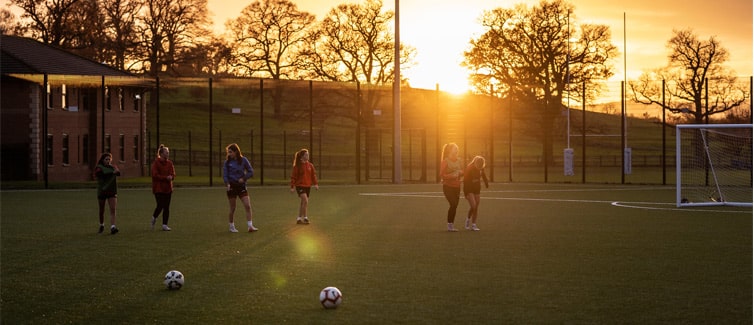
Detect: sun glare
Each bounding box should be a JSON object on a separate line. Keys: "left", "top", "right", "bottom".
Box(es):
{"left": 398, "top": 4, "right": 484, "bottom": 95}
{"left": 408, "top": 61, "right": 471, "bottom": 95}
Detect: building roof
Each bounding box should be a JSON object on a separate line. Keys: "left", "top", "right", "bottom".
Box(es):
{"left": 1, "top": 35, "right": 133, "bottom": 77}
{"left": 0, "top": 35, "right": 153, "bottom": 87}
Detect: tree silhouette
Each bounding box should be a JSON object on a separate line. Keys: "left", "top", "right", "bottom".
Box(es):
{"left": 100, "top": 0, "right": 142, "bottom": 71}
{"left": 226, "top": 0, "right": 315, "bottom": 79}
{"left": 297, "top": 0, "right": 414, "bottom": 85}
{"left": 225, "top": 0, "right": 316, "bottom": 118}
{"left": 134, "top": 0, "right": 211, "bottom": 76}
{"left": 295, "top": 0, "right": 415, "bottom": 125}
{"left": 10, "top": 0, "right": 82, "bottom": 46}
{"left": 0, "top": 8, "right": 26, "bottom": 35}
{"left": 630, "top": 29, "right": 748, "bottom": 124}
{"left": 463, "top": 0, "right": 617, "bottom": 165}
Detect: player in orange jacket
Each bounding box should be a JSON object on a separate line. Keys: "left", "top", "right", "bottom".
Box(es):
{"left": 290, "top": 149, "right": 319, "bottom": 224}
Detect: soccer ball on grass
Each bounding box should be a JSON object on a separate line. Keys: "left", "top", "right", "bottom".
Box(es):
{"left": 319, "top": 286, "right": 342, "bottom": 309}
{"left": 164, "top": 270, "right": 184, "bottom": 290}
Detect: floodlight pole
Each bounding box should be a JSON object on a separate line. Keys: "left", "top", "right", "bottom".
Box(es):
{"left": 393, "top": 0, "right": 402, "bottom": 184}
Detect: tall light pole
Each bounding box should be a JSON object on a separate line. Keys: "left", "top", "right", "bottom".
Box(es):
{"left": 393, "top": 0, "right": 402, "bottom": 183}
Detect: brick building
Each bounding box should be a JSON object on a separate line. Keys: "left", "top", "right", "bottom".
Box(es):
{"left": 1, "top": 35, "right": 152, "bottom": 182}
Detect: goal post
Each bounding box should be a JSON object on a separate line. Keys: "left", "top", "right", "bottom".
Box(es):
{"left": 676, "top": 124, "right": 753, "bottom": 207}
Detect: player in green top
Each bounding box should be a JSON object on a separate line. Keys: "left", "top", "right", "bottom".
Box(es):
{"left": 94, "top": 153, "right": 121, "bottom": 234}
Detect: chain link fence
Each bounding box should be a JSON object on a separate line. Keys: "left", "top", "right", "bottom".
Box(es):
{"left": 142, "top": 76, "right": 751, "bottom": 185}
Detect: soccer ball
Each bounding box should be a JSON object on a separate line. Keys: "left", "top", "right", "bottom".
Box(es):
{"left": 319, "top": 286, "right": 342, "bottom": 309}
{"left": 164, "top": 270, "right": 184, "bottom": 290}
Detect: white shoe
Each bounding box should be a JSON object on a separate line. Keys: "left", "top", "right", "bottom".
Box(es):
{"left": 471, "top": 224, "right": 480, "bottom": 231}
{"left": 229, "top": 224, "right": 238, "bottom": 233}
{"left": 465, "top": 218, "right": 471, "bottom": 230}
{"left": 248, "top": 226, "right": 258, "bottom": 232}
{"left": 447, "top": 223, "right": 458, "bottom": 232}
{"left": 162, "top": 224, "right": 172, "bottom": 231}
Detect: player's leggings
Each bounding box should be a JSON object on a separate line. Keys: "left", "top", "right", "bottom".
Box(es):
{"left": 443, "top": 185, "right": 461, "bottom": 223}
{"left": 153, "top": 192, "right": 172, "bottom": 225}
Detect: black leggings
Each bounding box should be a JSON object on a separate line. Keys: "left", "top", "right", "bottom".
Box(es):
{"left": 443, "top": 185, "right": 461, "bottom": 223}
{"left": 153, "top": 192, "right": 172, "bottom": 225}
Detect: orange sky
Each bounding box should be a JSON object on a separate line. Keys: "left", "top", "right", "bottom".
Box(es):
{"left": 208, "top": 0, "right": 752, "bottom": 93}
{"left": 3, "top": 0, "right": 749, "bottom": 93}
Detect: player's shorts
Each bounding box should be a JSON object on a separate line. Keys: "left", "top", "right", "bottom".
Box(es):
{"left": 98, "top": 191, "right": 117, "bottom": 200}
{"left": 227, "top": 183, "right": 249, "bottom": 199}
{"left": 295, "top": 186, "right": 311, "bottom": 197}
{"left": 464, "top": 186, "right": 481, "bottom": 196}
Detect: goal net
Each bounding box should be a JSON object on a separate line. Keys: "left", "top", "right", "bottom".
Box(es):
{"left": 676, "top": 124, "right": 752, "bottom": 207}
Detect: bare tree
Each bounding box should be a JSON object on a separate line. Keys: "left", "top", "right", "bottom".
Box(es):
{"left": 10, "top": 0, "right": 83, "bottom": 46}
{"left": 463, "top": 0, "right": 617, "bottom": 164}
{"left": 178, "top": 36, "right": 234, "bottom": 77}
{"left": 134, "top": 0, "right": 212, "bottom": 76}
{"left": 0, "top": 7, "right": 27, "bottom": 35}
{"left": 100, "top": 0, "right": 142, "bottom": 71}
{"left": 295, "top": 0, "right": 415, "bottom": 125}
{"left": 298, "top": 0, "right": 414, "bottom": 85}
{"left": 226, "top": 0, "right": 315, "bottom": 79}
{"left": 9, "top": 0, "right": 112, "bottom": 63}
{"left": 630, "top": 29, "right": 748, "bottom": 124}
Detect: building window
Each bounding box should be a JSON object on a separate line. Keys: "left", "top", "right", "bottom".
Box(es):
{"left": 46, "top": 83, "right": 53, "bottom": 109}
{"left": 105, "top": 134, "right": 111, "bottom": 154}
{"left": 105, "top": 87, "right": 112, "bottom": 111}
{"left": 118, "top": 88, "right": 125, "bottom": 112}
{"left": 46, "top": 134, "right": 53, "bottom": 166}
{"left": 133, "top": 93, "right": 141, "bottom": 112}
{"left": 62, "top": 134, "right": 69, "bottom": 165}
{"left": 132, "top": 135, "right": 139, "bottom": 161}
{"left": 61, "top": 84, "right": 68, "bottom": 110}
{"left": 119, "top": 134, "right": 125, "bottom": 162}
{"left": 82, "top": 134, "right": 89, "bottom": 164}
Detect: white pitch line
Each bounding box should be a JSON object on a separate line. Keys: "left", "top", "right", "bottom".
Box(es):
{"left": 611, "top": 201, "right": 751, "bottom": 213}
{"left": 359, "top": 191, "right": 751, "bottom": 213}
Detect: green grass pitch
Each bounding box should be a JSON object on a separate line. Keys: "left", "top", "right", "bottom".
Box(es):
{"left": 1, "top": 183, "right": 751, "bottom": 323}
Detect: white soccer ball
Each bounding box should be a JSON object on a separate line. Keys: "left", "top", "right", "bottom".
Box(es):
{"left": 319, "top": 286, "right": 342, "bottom": 309}
{"left": 164, "top": 270, "right": 184, "bottom": 290}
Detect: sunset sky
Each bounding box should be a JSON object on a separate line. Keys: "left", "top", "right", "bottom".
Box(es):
{"left": 2, "top": 0, "right": 749, "bottom": 93}
{"left": 208, "top": 0, "right": 752, "bottom": 93}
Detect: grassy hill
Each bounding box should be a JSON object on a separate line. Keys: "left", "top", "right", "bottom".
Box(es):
{"left": 145, "top": 80, "right": 680, "bottom": 185}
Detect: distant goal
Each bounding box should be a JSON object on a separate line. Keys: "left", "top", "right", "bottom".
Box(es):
{"left": 676, "top": 124, "right": 752, "bottom": 207}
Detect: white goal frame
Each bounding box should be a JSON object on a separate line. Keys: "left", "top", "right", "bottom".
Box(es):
{"left": 676, "top": 124, "right": 753, "bottom": 207}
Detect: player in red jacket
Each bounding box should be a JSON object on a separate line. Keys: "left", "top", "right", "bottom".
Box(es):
{"left": 151, "top": 144, "right": 176, "bottom": 231}
{"left": 290, "top": 149, "right": 319, "bottom": 224}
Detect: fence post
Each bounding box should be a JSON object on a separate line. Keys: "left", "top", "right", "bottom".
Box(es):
{"left": 409, "top": 128, "right": 413, "bottom": 180}
{"left": 260, "top": 79, "right": 265, "bottom": 185}
{"left": 435, "top": 84, "right": 440, "bottom": 183}
{"left": 218, "top": 130, "right": 222, "bottom": 180}
{"left": 356, "top": 82, "right": 361, "bottom": 184}
{"left": 662, "top": 80, "right": 666, "bottom": 185}
{"left": 188, "top": 130, "right": 193, "bottom": 177}
{"left": 208, "top": 77, "right": 213, "bottom": 186}
{"left": 309, "top": 80, "right": 314, "bottom": 162}
{"left": 283, "top": 130, "right": 287, "bottom": 180}
{"left": 490, "top": 84, "right": 495, "bottom": 183}
{"left": 582, "top": 81, "right": 586, "bottom": 184}
{"left": 422, "top": 128, "right": 427, "bottom": 182}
